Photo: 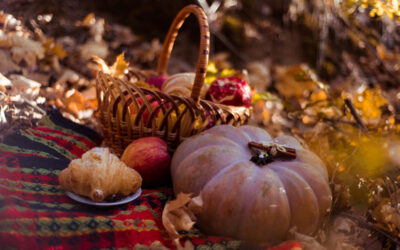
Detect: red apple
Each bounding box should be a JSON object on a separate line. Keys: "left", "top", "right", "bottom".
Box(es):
{"left": 121, "top": 137, "right": 171, "bottom": 187}
{"left": 146, "top": 75, "right": 168, "bottom": 90}
{"left": 120, "top": 94, "right": 161, "bottom": 124}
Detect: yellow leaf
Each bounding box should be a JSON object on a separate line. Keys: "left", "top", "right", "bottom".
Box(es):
{"left": 110, "top": 53, "right": 129, "bottom": 78}
{"left": 206, "top": 62, "right": 218, "bottom": 74}
{"left": 82, "top": 13, "right": 95, "bottom": 26}
{"left": 220, "top": 68, "right": 236, "bottom": 77}
{"left": 43, "top": 38, "right": 67, "bottom": 59}
{"left": 92, "top": 55, "right": 110, "bottom": 74}
{"left": 275, "top": 64, "right": 318, "bottom": 98}
{"left": 353, "top": 86, "right": 388, "bottom": 121}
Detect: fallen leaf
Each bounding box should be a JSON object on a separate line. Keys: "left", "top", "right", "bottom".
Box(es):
{"left": 110, "top": 53, "right": 129, "bottom": 78}
{"left": 162, "top": 193, "right": 198, "bottom": 240}
{"left": 247, "top": 60, "right": 271, "bottom": 92}
{"left": 0, "top": 73, "right": 12, "bottom": 92}
{"left": 274, "top": 64, "right": 318, "bottom": 99}
{"left": 287, "top": 227, "right": 326, "bottom": 250}
{"left": 82, "top": 13, "right": 95, "bottom": 27}
{"left": 43, "top": 38, "right": 67, "bottom": 59}
{"left": 0, "top": 34, "right": 45, "bottom": 66}
{"left": 58, "top": 89, "right": 96, "bottom": 119}
{"left": 57, "top": 69, "right": 80, "bottom": 85}
{"left": 9, "top": 75, "right": 41, "bottom": 99}
{"left": 0, "top": 49, "right": 19, "bottom": 73}
{"left": 79, "top": 40, "right": 108, "bottom": 61}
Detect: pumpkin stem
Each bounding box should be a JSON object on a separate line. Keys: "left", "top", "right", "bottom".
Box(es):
{"left": 248, "top": 142, "right": 296, "bottom": 166}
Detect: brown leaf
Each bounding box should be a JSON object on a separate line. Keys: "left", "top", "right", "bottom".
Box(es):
{"left": 9, "top": 75, "right": 41, "bottom": 99}
{"left": 287, "top": 227, "right": 326, "bottom": 250}
{"left": 0, "top": 49, "right": 20, "bottom": 73}
{"left": 0, "top": 34, "right": 45, "bottom": 66}
{"left": 274, "top": 64, "right": 318, "bottom": 99}
{"left": 0, "top": 73, "right": 12, "bottom": 92}
{"left": 79, "top": 40, "right": 108, "bottom": 61}
{"left": 161, "top": 193, "right": 199, "bottom": 240}
{"left": 110, "top": 53, "right": 129, "bottom": 78}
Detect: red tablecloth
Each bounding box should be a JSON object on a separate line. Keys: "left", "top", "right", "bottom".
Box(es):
{"left": 0, "top": 110, "right": 302, "bottom": 249}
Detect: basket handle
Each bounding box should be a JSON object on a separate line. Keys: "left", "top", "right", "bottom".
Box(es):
{"left": 157, "top": 4, "right": 210, "bottom": 101}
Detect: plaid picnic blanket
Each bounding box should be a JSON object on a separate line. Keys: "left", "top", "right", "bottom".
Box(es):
{"left": 0, "top": 109, "right": 302, "bottom": 249}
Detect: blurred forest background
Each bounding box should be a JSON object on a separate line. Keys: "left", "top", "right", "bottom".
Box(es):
{"left": 1, "top": 0, "right": 400, "bottom": 249}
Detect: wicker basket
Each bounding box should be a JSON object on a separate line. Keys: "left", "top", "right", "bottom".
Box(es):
{"left": 96, "top": 4, "right": 251, "bottom": 155}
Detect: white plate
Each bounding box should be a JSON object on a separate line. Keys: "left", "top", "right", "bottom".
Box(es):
{"left": 66, "top": 188, "right": 142, "bottom": 207}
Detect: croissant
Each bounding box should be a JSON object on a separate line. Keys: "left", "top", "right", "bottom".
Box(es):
{"left": 59, "top": 147, "right": 142, "bottom": 202}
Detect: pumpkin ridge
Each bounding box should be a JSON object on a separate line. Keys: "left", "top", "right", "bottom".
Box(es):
{"left": 203, "top": 125, "right": 252, "bottom": 148}
{"left": 239, "top": 125, "right": 273, "bottom": 143}
{"left": 283, "top": 158, "right": 328, "bottom": 181}
{"left": 295, "top": 149, "right": 328, "bottom": 179}
{"left": 236, "top": 166, "right": 291, "bottom": 242}
{"left": 254, "top": 167, "right": 292, "bottom": 242}
{"left": 269, "top": 165, "right": 320, "bottom": 234}
{"left": 269, "top": 162, "right": 332, "bottom": 223}
{"left": 198, "top": 161, "right": 257, "bottom": 238}
{"left": 172, "top": 146, "right": 248, "bottom": 195}
{"left": 171, "top": 133, "right": 242, "bottom": 176}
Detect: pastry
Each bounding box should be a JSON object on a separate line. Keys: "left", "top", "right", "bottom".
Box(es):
{"left": 59, "top": 147, "right": 142, "bottom": 202}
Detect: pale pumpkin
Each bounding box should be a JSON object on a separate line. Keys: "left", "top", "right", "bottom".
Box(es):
{"left": 171, "top": 125, "right": 332, "bottom": 243}
{"left": 161, "top": 72, "right": 208, "bottom": 98}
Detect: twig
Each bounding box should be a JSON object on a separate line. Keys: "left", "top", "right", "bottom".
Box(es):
{"left": 344, "top": 98, "right": 368, "bottom": 133}
{"left": 336, "top": 211, "right": 400, "bottom": 246}
{"left": 321, "top": 117, "right": 359, "bottom": 127}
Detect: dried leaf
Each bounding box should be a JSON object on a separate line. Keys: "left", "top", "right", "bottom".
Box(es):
{"left": 93, "top": 53, "right": 129, "bottom": 79}
{"left": 79, "top": 40, "right": 108, "bottom": 61}
{"left": 9, "top": 75, "right": 41, "bottom": 99}
{"left": 161, "top": 193, "right": 198, "bottom": 240}
{"left": 82, "top": 13, "right": 95, "bottom": 27}
{"left": 0, "top": 34, "right": 45, "bottom": 66}
{"left": 0, "top": 73, "right": 12, "bottom": 92}
{"left": 43, "top": 38, "right": 67, "bottom": 59}
{"left": 373, "top": 198, "right": 400, "bottom": 235}
{"left": 58, "top": 89, "right": 96, "bottom": 119}
{"left": 287, "top": 227, "right": 326, "bottom": 250}
{"left": 134, "top": 39, "right": 162, "bottom": 63}
{"left": 274, "top": 64, "right": 318, "bottom": 98}
{"left": 110, "top": 53, "right": 129, "bottom": 78}
{"left": 92, "top": 55, "right": 110, "bottom": 74}
{"left": 0, "top": 49, "right": 20, "bottom": 73}
{"left": 247, "top": 61, "right": 271, "bottom": 92}
{"left": 324, "top": 215, "right": 377, "bottom": 250}
{"left": 57, "top": 69, "right": 80, "bottom": 85}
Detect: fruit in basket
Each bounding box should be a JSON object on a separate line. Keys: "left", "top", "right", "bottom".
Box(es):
{"left": 171, "top": 125, "right": 332, "bottom": 242}
{"left": 118, "top": 94, "right": 161, "bottom": 125}
{"left": 121, "top": 137, "right": 171, "bottom": 187}
{"left": 156, "top": 104, "right": 204, "bottom": 137}
{"left": 206, "top": 76, "right": 253, "bottom": 107}
{"left": 146, "top": 75, "right": 168, "bottom": 90}
{"left": 59, "top": 147, "right": 142, "bottom": 202}
{"left": 161, "top": 72, "right": 209, "bottom": 98}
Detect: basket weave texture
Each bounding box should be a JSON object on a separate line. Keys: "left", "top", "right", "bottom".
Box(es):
{"left": 96, "top": 4, "right": 251, "bottom": 155}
